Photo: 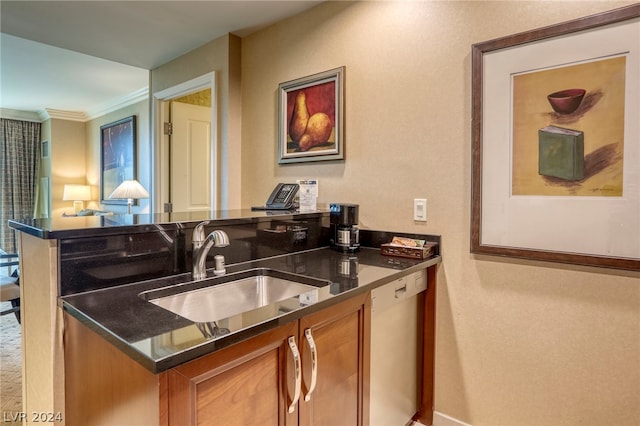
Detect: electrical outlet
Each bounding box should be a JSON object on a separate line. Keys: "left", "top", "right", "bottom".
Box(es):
{"left": 414, "top": 198, "right": 427, "bottom": 221}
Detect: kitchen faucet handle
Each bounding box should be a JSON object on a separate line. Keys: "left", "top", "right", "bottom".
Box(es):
{"left": 211, "top": 230, "right": 230, "bottom": 247}
{"left": 193, "top": 221, "right": 210, "bottom": 243}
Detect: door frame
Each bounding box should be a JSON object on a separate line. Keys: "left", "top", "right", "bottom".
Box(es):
{"left": 152, "top": 72, "right": 217, "bottom": 213}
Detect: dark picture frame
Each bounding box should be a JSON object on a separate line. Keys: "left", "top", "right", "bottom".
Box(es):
{"left": 100, "top": 115, "right": 137, "bottom": 205}
{"left": 278, "top": 66, "right": 344, "bottom": 164}
{"left": 471, "top": 5, "right": 640, "bottom": 271}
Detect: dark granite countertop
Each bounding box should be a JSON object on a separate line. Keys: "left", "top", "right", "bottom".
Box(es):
{"left": 8, "top": 209, "right": 324, "bottom": 239}
{"left": 61, "top": 247, "right": 440, "bottom": 373}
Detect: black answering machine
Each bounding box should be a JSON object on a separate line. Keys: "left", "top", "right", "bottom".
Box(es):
{"left": 252, "top": 183, "right": 299, "bottom": 210}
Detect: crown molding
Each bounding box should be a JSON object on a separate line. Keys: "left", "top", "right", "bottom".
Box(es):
{"left": 86, "top": 87, "right": 149, "bottom": 120}
{"left": 40, "top": 109, "right": 88, "bottom": 122}
{"left": 0, "top": 108, "right": 43, "bottom": 122}
{"left": 2, "top": 87, "right": 149, "bottom": 123}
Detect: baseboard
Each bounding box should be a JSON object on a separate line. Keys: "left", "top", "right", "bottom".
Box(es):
{"left": 433, "top": 411, "right": 472, "bottom": 426}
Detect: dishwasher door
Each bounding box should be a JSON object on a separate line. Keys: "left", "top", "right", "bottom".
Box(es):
{"left": 370, "top": 270, "right": 427, "bottom": 426}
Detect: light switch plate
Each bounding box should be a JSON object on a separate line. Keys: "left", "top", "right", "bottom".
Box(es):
{"left": 414, "top": 198, "right": 427, "bottom": 221}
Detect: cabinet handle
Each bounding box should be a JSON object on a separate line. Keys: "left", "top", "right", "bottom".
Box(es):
{"left": 287, "top": 336, "right": 302, "bottom": 414}
{"left": 303, "top": 328, "right": 318, "bottom": 402}
{"left": 394, "top": 284, "right": 407, "bottom": 299}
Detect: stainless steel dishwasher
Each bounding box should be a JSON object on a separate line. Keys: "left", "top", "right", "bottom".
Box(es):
{"left": 370, "top": 269, "right": 427, "bottom": 425}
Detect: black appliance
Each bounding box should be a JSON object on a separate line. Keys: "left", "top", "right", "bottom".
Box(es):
{"left": 330, "top": 203, "right": 360, "bottom": 252}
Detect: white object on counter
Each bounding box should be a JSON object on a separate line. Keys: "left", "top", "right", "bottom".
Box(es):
{"left": 213, "top": 255, "right": 226, "bottom": 275}
{"left": 297, "top": 179, "right": 318, "bottom": 212}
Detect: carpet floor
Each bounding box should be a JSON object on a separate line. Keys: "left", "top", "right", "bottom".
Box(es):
{"left": 0, "top": 301, "right": 22, "bottom": 424}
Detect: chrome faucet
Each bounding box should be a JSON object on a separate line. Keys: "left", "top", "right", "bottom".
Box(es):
{"left": 192, "top": 221, "right": 230, "bottom": 280}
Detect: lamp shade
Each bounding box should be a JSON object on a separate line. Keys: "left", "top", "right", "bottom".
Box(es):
{"left": 62, "top": 184, "right": 91, "bottom": 201}
{"left": 108, "top": 180, "right": 149, "bottom": 200}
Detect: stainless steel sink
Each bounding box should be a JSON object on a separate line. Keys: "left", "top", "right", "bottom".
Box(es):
{"left": 139, "top": 268, "right": 329, "bottom": 323}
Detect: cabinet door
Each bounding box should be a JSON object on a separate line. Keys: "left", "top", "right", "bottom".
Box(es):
{"left": 162, "top": 321, "right": 299, "bottom": 426}
{"left": 298, "top": 293, "right": 371, "bottom": 426}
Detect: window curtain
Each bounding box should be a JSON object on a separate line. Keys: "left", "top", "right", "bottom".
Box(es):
{"left": 0, "top": 118, "right": 41, "bottom": 253}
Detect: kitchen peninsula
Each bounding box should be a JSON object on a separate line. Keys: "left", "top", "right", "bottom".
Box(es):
{"left": 9, "top": 210, "right": 440, "bottom": 425}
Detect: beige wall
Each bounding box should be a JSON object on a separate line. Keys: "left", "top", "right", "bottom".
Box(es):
{"left": 241, "top": 2, "right": 640, "bottom": 425}
{"left": 85, "top": 100, "right": 150, "bottom": 214}
{"left": 48, "top": 118, "right": 86, "bottom": 216}
{"left": 151, "top": 34, "right": 242, "bottom": 210}
{"left": 37, "top": 100, "right": 150, "bottom": 217}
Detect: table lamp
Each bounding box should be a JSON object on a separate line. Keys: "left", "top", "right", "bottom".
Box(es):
{"left": 62, "top": 184, "right": 91, "bottom": 214}
{"left": 108, "top": 180, "right": 149, "bottom": 214}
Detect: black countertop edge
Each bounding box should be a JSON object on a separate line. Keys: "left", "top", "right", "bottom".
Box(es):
{"left": 8, "top": 209, "right": 328, "bottom": 240}
{"left": 62, "top": 302, "right": 161, "bottom": 373}
{"left": 63, "top": 300, "right": 293, "bottom": 374}
{"left": 61, "top": 250, "right": 441, "bottom": 374}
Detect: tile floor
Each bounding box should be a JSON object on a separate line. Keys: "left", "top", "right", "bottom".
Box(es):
{"left": 0, "top": 301, "right": 22, "bottom": 424}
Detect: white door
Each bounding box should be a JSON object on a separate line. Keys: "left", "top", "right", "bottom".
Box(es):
{"left": 170, "top": 102, "right": 212, "bottom": 212}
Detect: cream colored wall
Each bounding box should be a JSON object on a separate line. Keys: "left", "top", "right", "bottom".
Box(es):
{"left": 241, "top": 2, "right": 640, "bottom": 425}
{"left": 151, "top": 34, "right": 242, "bottom": 209}
{"left": 85, "top": 100, "right": 150, "bottom": 214}
{"left": 37, "top": 103, "right": 149, "bottom": 217}
{"left": 49, "top": 118, "right": 86, "bottom": 216}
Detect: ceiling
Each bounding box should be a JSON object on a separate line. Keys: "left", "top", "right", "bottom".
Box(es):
{"left": 0, "top": 1, "right": 323, "bottom": 118}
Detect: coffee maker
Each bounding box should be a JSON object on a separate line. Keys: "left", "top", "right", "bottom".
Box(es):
{"left": 330, "top": 203, "right": 360, "bottom": 252}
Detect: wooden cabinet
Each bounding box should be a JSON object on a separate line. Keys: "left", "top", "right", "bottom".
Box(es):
{"left": 162, "top": 321, "right": 297, "bottom": 426}
{"left": 298, "top": 293, "right": 370, "bottom": 426}
{"left": 65, "top": 313, "right": 161, "bottom": 426}
{"left": 160, "top": 293, "right": 370, "bottom": 426}
{"left": 64, "top": 265, "right": 438, "bottom": 426}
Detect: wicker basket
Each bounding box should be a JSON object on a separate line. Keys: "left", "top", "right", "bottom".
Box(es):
{"left": 380, "top": 242, "right": 437, "bottom": 259}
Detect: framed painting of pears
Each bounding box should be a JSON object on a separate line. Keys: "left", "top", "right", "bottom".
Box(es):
{"left": 471, "top": 4, "right": 640, "bottom": 271}
{"left": 278, "top": 66, "right": 344, "bottom": 164}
